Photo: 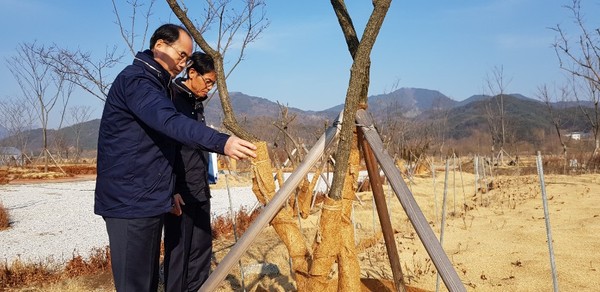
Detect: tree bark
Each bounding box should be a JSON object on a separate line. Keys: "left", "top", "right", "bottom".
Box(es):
{"left": 166, "top": 0, "right": 257, "bottom": 141}
{"left": 309, "top": 1, "right": 391, "bottom": 290}
{"left": 328, "top": 0, "right": 391, "bottom": 200}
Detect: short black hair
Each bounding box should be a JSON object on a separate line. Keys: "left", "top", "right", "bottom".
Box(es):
{"left": 186, "top": 52, "right": 215, "bottom": 75}
{"left": 149, "top": 23, "right": 191, "bottom": 49}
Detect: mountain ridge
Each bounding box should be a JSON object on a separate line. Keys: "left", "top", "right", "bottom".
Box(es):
{"left": 0, "top": 87, "right": 592, "bottom": 153}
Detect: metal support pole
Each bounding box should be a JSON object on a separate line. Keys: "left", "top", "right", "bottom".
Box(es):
{"left": 536, "top": 152, "right": 559, "bottom": 292}
{"left": 436, "top": 158, "right": 450, "bottom": 292}
{"left": 356, "top": 109, "right": 466, "bottom": 292}
{"left": 474, "top": 155, "right": 479, "bottom": 196}
{"left": 225, "top": 173, "right": 246, "bottom": 291}
{"left": 358, "top": 128, "right": 406, "bottom": 292}
{"left": 198, "top": 113, "right": 343, "bottom": 292}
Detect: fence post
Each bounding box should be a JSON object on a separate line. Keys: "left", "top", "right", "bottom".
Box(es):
{"left": 535, "top": 151, "right": 559, "bottom": 292}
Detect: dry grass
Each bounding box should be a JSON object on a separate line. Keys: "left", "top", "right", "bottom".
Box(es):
{"left": 212, "top": 207, "right": 261, "bottom": 240}
{"left": 0, "top": 168, "right": 9, "bottom": 185}
{"left": 0, "top": 164, "right": 97, "bottom": 184}
{"left": 0, "top": 247, "right": 111, "bottom": 290}
{"left": 63, "top": 247, "right": 111, "bottom": 278}
{"left": 0, "top": 202, "right": 9, "bottom": 230}
{"left": 0, "top": 258, "right": 60, "bottom": 288}
{"left": 0, "top": 207, "right": 255, "bottom": 290}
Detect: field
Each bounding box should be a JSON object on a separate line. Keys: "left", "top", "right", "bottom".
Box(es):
{"left": 208, "top": 167, "right": 600, "bottom": 291}
{"left": 1, "top": 159, "right": 599, "bottom": 291}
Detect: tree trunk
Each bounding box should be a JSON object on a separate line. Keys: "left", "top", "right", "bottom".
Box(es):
{"left": 310, "top": 1, "right": 391, "bottom": 290}
{"left": 43, "top": 127, "right": 48, "bottom": 172}
{"left": 328, "top": 0, "right": 390, "bottom": 198}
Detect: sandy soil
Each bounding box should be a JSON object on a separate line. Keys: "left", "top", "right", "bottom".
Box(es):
{"left": 210, "top": 171, "right": 600, "bottom": 291}
{"left": 2, "top": 167, "right": 599, "bottom": 291}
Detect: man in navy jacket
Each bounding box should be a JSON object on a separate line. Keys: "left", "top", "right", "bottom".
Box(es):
{"left": 94, "top": 24, "right": 256, "bottom": 292}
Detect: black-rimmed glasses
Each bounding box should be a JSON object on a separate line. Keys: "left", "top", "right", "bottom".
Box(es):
{"left": 200, "top": 75, "right": 216, "bottom": 87}
{"left": 166, "top": 43, "right": 189, "bottom": 62}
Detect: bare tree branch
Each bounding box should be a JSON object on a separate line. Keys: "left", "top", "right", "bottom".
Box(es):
{"left": 553, "top": 0, "right": 600, "bottom": 156}
{"left": 68, "top": 105, "right": 93, "bottom": 162}
{"left": 6, "top": 42, "right": 70, "bottom": 171}
{"left": 43, "top": 45, "right": 123, "bottom": 102}
{"left": 0, "top": 97, "right": 35, "bottom": 155}
{"left": 166, "top": 0, "right": 269, "bottom": 141}
{"left": 112, "top": 0, "right": 156, "bottom": 56}
{"left": 328, "top": 0, "right": 391, "bottom": 201}
{"left": 537, "top": 83, "right": 570, "bottom": 172}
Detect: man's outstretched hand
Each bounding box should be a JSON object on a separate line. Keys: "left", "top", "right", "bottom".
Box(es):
{"left": 224, "top": 136, "right": 257, "bottom": 160}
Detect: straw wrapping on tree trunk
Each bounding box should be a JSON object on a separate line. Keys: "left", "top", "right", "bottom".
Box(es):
{"left": 336, "top": 130, "right": 362, "bottom": 291}
{"left": 338, "top": 197, "right": 361, "bottom": 291}
{"left": 310, "top": 197, "right": 342, "bottom": 279}
{"left": 298, "top": 167, "right": 322, "bottom": 219}
{"left": 250, "top": 141, "right": 276, "bottom": 204}
{"left": 250, "top": 141, "right": 312, "bottom": 287}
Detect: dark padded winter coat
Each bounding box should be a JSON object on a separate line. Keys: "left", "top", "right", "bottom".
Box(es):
{"left": 171, "top": 78, "right": 212, "bottom": 203}
{"left": 94, "top": 50, "right": 229, "bottom": 218}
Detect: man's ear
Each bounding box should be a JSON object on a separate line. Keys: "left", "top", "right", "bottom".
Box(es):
{"left": 154, "top": 39, "right": 166, "bottom": 50}
{"left": 187, "top": 68, "right": 197, "bottom": 79}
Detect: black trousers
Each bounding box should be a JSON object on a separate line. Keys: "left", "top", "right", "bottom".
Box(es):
{"left": 164, "top": 200, "right": 212, "bottom": 292}
{"left": 104, "top": 215, "right": 164, "bottom": 292}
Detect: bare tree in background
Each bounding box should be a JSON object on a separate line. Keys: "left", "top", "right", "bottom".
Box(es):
{"left": 272, "top": 103, "right": 303, "bottom": 168}
{"left": 43, "top": 45, "right": 123, "bottom": 102}
{"left": 484, "top": 65, "right": 512, "bottom": 165}
{"left": 112, "top": 0, "right": 156, "bottom": 56}
{"left": 379, "top": 100, "right": 409, "bottom": 158}
{"left": 484, "top": 100, "right": 501, "bottom": 157}
{"left": 6, "top": 42, "right": 68, "bottom": 172}
{"left": 68, "top": 105, "right": 93, "bottom": 162}
{"left": 19, "top": 2, "right": 128, "bottom": 104}
{"left": 377, "top": 80, "right": 411, "bottom": 159}
{"left": 552, "top": 0, "right": 600, "bottom": 157}
{"left": 51, "top": 81, "right": 75, "bottom": 161}
{"left": 571, "top": 78, "right": 600, "bottom": 158}
{"left": 112, "top": 0, "right": 270, "bottom": 138}
{"left": 537, "top": 83, "right": 571, "bottom": 173}
{"left": 0, "top": 97, "right": 35, "bottom": 163}
{"left": 430, "top": 96, "right": 450, "bottom": 155}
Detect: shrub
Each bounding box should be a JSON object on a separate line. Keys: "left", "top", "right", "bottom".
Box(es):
{"left": 0, "top": 202, "right": 9, "bottom": 230}
{"left": 0, "top": 258, "right": 59, "bottom": 288}
{"left": 64, "top": 247, "right": 111, "bottom": 277}
{"left": 0, "top": 247, "right": 111, "bottom": 289}
{"left": 212, "top": 207, "right": 261, "bottom": 240}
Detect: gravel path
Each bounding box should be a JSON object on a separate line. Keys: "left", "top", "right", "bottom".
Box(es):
{"left": 0, "top": 171, "right": 367, "bottom": 264}
{"left": 0, "top": 180, "right": 259, "bottom": 264}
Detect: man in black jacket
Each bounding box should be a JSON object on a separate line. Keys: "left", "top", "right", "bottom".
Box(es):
{"left": 163, "top": 52, "right": 220, "bottom": 292}
{"left": 94, "top": 24, "right": 256, "bottom": 292}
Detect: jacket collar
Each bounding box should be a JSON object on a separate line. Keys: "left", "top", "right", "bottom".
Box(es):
{"left": 173, "top": 78, "right": 206, "bottom": 112}
{"left": 133, "top": 50, "right": 172, "bottom": 87}
{"left": 173, "top": 78, "right": 195, "bottom": 100}
{"left": 173, "top": 77, "right": 208, "bottom": 103}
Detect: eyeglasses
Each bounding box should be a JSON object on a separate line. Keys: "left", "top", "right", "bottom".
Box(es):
{"left": 200, "top": 75, "right": 216, "bottom": 88}
{"left": 166, "top": 43, "right": 189, "bottom": 62}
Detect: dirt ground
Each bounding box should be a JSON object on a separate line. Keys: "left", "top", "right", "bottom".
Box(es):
{"left": 0, "top": 164, "right": 96, "bottom": 185}
{"left": 209, "top": 170, "right": 600, "bottom": 291}
{"left": 3, "top": 163, "right": 599, "bottom": 291}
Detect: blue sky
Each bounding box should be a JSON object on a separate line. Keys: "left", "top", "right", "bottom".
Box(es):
{"left": 1, "top": 0, "right": 598, "bottom": 128}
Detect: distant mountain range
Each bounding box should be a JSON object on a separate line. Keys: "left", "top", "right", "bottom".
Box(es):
{"left": 0, "top": 87, "right": 593, "bottom": 152}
